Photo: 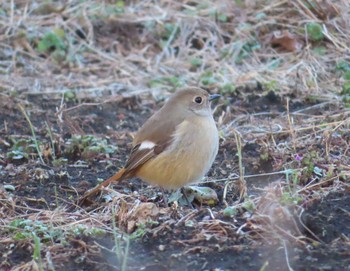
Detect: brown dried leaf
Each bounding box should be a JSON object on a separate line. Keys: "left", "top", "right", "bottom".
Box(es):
{"left": 127, "top": 202, "right": 159, "bottom": 233}
{"left": 269, "top": 30, "right": 304, "bottom": 52}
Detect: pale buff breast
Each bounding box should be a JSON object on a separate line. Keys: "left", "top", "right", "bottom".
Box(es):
{"left": 136, "top": 118, "right": 219, "bottom": 189}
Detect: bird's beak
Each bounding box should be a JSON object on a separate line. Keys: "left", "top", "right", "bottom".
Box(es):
{"left": 209, "top": 94, "right": 221, "bottom": 101}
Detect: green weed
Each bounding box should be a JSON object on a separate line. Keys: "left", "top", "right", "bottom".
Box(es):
{"left": 280, "top": 192, "right": 303, "bottom": 205}
{"left": 264, "top": 80, "right": 278, "bottom": 92}
{"left": 52, "top": 158, "right": 69, "bottom": 167}
{"left": 104, "top": 1, "right": 125, "bottom": 15}
{"left": 306, "top": 23, "right": 324, "bottom": 41}
{"left": 33, "top": 233, "right": 44, "bottom": 271}
{"left": 190, "top": 57, "right": 203, "bottom": 69}
{"left": 71, "top": 225, "right": 106, "bottom": 236}
{"left": 222, "top": 206, "right": 238, "bottom": 218}
{"left": 63, "top": 90, "right": 77, "bottom": 102}
{"left": 9, "top": 219, "right": 61, "bottom": 242}
{"left": 37, "top": 29, "right": 67, "bottom": 62}
{"left": 336, "top": 61, "right": 350, "bottom": 106}
{"left": 9, "top": 219, "right": 106, "bottom": 243}
{"left": 149, "top": 76, "right": 184, "bottom": 90}
{"left": 220, "top": 83, "right": 236, "bottom": 94}
{"left": 241, "top": 199, "right": 255, "bottom": 212}
{"left": 65, "top": 135, "right": 117, "bottom": 159}
{"left": 200, "top": 71, "right": 220, "bottom": 86}
{"left": 6, "top": 138, "right": 37, "bottom": 160}
{"left": 336, "top": 61, "right": 350, "bottom": 72}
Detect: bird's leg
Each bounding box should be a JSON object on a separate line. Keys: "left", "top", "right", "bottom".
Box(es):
{"left": 181, "top": 187, "right": 194, "bottom": 209}
{"left": 159, "top": 187, "right": 169, "bottom": 207}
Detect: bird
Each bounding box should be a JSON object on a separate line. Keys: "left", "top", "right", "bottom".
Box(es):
{"left": 78, "top": 87, "right": 220, "bottom": 205}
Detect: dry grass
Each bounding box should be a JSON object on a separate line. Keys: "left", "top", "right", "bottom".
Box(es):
{"left": 1, "top": 0, "right": 350, "bottom": 270}
{"left": 1, "top": 0, "right": 349, "bottom": 97}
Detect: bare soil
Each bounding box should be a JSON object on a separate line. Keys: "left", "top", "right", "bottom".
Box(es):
{"left": 1, "top": 1, "right": 350, "bottom": 270}
{"left": 1, "top": 90, "right": 349, "bottom": 271}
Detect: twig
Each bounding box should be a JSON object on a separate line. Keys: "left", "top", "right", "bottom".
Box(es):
{"left": 282, "top": 239, "right": 294, "bottom": 271}
{"left": 18, "top": 104, "right": 45, "bottom": 164}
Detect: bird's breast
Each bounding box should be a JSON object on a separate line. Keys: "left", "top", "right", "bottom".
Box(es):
{"left": 136, "top": 117, "right": 219, "bottom": 189}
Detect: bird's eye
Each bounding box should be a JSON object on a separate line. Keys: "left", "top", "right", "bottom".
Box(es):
{"left": 194, "top": 96, "right": 203, "bottom": 104}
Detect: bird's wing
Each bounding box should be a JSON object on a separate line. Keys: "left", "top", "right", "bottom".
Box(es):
{"left": 124, "top": 106, "right": 185, "bottom": 172}
{"left": 124, "top": 141, "right": 169, "bottom": 171}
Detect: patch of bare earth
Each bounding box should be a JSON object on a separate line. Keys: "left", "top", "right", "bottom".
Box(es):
{"left": 1, "top": 0, "right": 350, "bottom": 270}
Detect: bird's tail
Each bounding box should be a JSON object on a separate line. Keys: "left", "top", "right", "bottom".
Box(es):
{"left": 77, "top": 167, "right": 127, "bottom": 206}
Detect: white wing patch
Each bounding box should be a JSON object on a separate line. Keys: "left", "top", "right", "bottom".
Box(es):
{"left": 138, "top": 140, "right": 156, "bottom": 150}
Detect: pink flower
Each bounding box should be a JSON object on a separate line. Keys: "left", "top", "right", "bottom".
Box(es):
{"left": 294, "top": 154, "right": 302, "bottom": 161}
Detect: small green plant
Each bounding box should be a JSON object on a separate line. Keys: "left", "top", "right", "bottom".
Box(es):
{"left": 343, "top": 71, "right": 350, "bottom": 81}
{"left": 161, "top": 23, "right": 178, "bottom": 40}
{"left": 63, "top": 90, "right": 77, "bottom": 102}
{"left": 217, "top": 13, "right": 228, "bottom": 22}
{"left": 306, "top": 23, "right": 324, "bottom": 41}
{"left": 190, "top": 57, "right": 202, "bottom": 69}
{"left": 105, "top": 1, "right": 125, "bottom": 14}
{"left": 342, "top": 73, "right": 350, "bottom": 97}
{"left": 285, "top": 169, "right": 300, "bottom": 194}
{"left": 200, "top": 71, "right": 220, "bottom": 86}
{"left": 297, "top": 151, "right": 326, "bottom": 183}
{"left": 223, "top": 206, "right": 238, "bottom": 218}
{"left": 210, "top": 9, "right": 228, "bottom": 23}
{"left": 37, "top": 31, "right": 66, "bottom": 53}
{"left": 220, "top": 83, "right": 236, "bottom": 94}
{"left": 9, "top": 219, "right": 106, "bottom": 243}
{"left": 336, "top": 61, "right": 350, "bottom": 106}
{"left": 65, "top": 135, "right": 117, "bottom": 159}
{"left": 280, "top": 192, "right": 303, "bottom": 205}
{"left": 264, "top": 80, "right": 278, "bottom": 91}
{"left": 91, "top": 1, "right": 126, "bottom": 18}
{"left": 241, "top": 199, "right": 255, "bottom": 212}
{"left": 32, "top": 233, "right": 44, "bottom": 271}
{"left": 6, "top": 138, "right": 36, "bottom": 160}
{"left": 52, "top": 157, "right": 69, "bottom": 167}
{"left": 343, "top": 95, "right": 350, "bottom": 108}
{"left": 336, "top": 61, "right": 350, "bottom": 72}
{"left": 149, "top": 76, "right": 184, "bottom": 90}
{"left": 71, "top": 225, "right": 106, "bottom": 236}
{"left": 37, "top": 29, "right": 67, "bottom": 62}
{"left": 129, "top": 223, "right": 147, "bottom": 240}
{"left": 9, "top": 219, "right": 61, "bottom": 242}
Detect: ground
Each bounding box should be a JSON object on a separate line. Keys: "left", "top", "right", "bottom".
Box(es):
{"left": 1, "top": 1, "right": 350, "bottom": 271}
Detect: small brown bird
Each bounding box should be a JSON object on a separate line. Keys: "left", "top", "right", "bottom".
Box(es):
{"left": 79, "top": 87, "right": 220, "bottom": 204}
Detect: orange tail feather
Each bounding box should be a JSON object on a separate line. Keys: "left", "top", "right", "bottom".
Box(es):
{"left": 77, "top": 168, "right": 127, "bottom": 206}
